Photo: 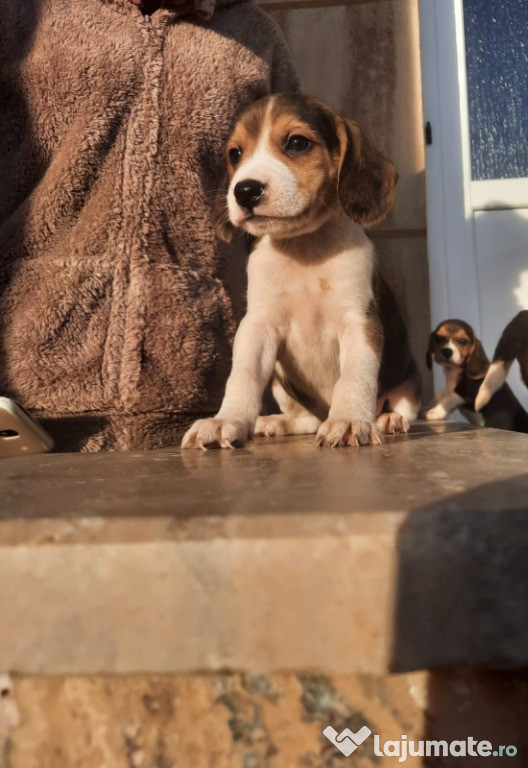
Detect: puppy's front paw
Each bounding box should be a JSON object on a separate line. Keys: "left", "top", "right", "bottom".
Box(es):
{"left": 424, "top": 405, "right": 447, "bottom": 421}
{"left": 316, "top": 419, "right": 382, "bottom": 447}
{"left": 181, "top": 418, "right": 252, "bottom": 450}
{"left": 255, "top": 414, "right": 287, "bottom": 437}
{"left": 376, "top": 411, "right": 410, "bottom": 435}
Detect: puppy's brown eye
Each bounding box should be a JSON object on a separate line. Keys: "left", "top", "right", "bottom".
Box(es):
{"left": 458, "top": 338, "right": 469, "bottom": 346}
{"left": 229, "top": 147, "right": 242, "bottom": 165}
{"left": 286, "top": 135, "right": 311, "bottom": 154}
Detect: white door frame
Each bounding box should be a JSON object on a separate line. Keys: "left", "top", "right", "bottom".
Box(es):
{"left": 419, "top": 0, "right": 481, "bottom": 344}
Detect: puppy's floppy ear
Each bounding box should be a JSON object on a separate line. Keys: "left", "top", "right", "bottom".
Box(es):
{"left": 211, "top": 176, "right": 235, "bottom": 243}
{"left": 466, "top": 338, "right": 489, "bottom": 380}
{"left": 426, "top": 332, "right": 435, "bottom": 370}
{"left": 336, "top": 117, "right": 398, "bottom": 227}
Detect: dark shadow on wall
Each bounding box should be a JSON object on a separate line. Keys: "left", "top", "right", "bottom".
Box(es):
{"left": 373, "top": 210, "right": 433, "bottom": 405}
{"left": 391, "top": 474, "right": 528, "bottom": 765}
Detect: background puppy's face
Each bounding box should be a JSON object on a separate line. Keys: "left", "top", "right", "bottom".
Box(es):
{"left": 428, "top": 321, "right": 474, "bottom": 368}
{"left": 426, "top": 320, "right": 488, "bottom": 379}
{"left": 218, "top": 94, "right": 397, "bottom": 240}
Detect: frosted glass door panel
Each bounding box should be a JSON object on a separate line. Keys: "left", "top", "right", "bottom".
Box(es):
{"left": 463, "top": 0, "right": 528, "bottom": 181}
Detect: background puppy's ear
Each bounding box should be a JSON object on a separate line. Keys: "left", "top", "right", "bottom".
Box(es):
{"left": 336, "top": 118, "right": 398, "bottom": 227}
{"left": 211, "top": 177, "right": 235, "bottom": 243}
{"left": 426, "top": 332, "right": 435, "bottom": 370}
{"left": 466, "top": 338, "right": 489, "bottom": 380}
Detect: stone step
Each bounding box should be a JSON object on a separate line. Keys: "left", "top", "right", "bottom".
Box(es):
{"left": 2, "top": 422, "right": 528, "bottom": 677}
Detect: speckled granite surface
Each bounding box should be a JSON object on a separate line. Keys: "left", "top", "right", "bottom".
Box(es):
{"left": 3, "top": 670, "right": 528, "bottom": 767}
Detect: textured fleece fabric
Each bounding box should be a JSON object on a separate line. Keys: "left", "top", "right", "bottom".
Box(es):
{"left": 0, "top": 0, "right": 298, "bottom": 451}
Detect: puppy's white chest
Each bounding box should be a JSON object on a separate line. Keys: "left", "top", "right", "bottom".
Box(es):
{"left": 248, "top": 237, "right": 372, "bottom": 328}
{"left": 283, "top": 302, "right": 340, "bottom": 398}
{"left": 281, "top": 270, "right": 339, "bottom": 343}
{"left": 278, "top": 269, "right": 353, "bottom": 402}
{"left": 247, "top": 236, "right": 374, "bottom": 403}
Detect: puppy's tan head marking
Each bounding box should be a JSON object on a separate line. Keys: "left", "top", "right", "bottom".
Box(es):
{"left": 426, "top": 319, "right": 489, "bottom": 377}
{"left": 216, "top": 93, "right": 398, "bottom": 241}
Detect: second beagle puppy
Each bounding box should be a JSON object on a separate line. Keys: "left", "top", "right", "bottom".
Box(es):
{"left": 425, "top": 318, "right": 528, "bottom": 432}
{"left": 183, "top": 93, "right": 421, "bottom": 449}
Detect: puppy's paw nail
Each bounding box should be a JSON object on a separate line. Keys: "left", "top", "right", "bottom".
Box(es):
{"left": 376, "top": 412, "right": 409, "bottom": 435}
{"left": 316, "top": 419, "right": 349, "bottom": 447}
{"left": 181, "top": 418, "right": 251, "bottom": 449}
{"left": 371, "top": 428, "right": 383, "bottom": 445}
{"left": 316, "top": 419, "right": 382, "bottom": 447}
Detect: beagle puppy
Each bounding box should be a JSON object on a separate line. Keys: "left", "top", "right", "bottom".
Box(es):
{"left": 425, "top": 318, "right": 528, "bottom": 432}
{"left": 183, "top": 93, "right": 421, "bottom": 449}
{"left": 475, "top": 311, "right": 528, "bottom": 413}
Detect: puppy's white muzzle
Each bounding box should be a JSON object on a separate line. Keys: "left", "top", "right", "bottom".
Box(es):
{"left": 227, "top": 145, "right": 305, "bottom": 228}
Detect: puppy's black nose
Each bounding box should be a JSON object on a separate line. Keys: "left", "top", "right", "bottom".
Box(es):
{"left": 441, "top": 348, "right": 453, "bottom": 360}
{"left": 234, "top": 179, "right": 265, "bottom": 211}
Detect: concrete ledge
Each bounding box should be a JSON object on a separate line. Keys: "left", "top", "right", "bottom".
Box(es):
{"left": 1, "top": 423, "right": 528, "bottom": 675}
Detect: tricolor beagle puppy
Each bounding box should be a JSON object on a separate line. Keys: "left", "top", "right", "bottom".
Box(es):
{"left": 475, "top": 310, "right": 528, "bottom": 414}
{"left": 183, "top": 93, "right": 421, "bottom": 449}
{"left": 425, "top": 318, "right": 528, "bottom": 433}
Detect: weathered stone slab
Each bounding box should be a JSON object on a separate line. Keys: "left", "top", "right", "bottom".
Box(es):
{"left": 2, "top": 425, "right": 528, "bottom": 676}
